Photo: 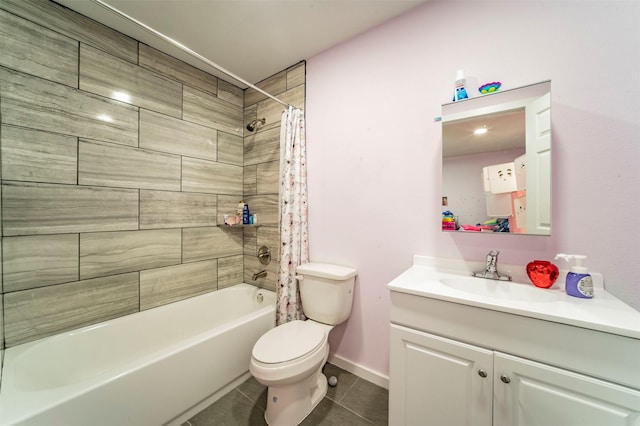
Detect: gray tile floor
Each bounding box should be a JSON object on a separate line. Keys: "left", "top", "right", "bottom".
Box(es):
{"left": 182, "top": 363, "right": 389, "bottom": 426}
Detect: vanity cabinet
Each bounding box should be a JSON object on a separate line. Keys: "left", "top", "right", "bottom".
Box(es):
{"left": 390, "top": 324, "right": 493, "bottom": 426}
{"left": 390, "top": 324, "right": 640, "bottom": 426}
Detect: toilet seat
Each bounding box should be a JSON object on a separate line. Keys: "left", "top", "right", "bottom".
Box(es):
{"left": 252, "top": 320, "right": 327, "bottom": 365}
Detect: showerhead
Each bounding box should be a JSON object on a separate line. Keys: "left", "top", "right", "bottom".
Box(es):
{"left": 246, "top": 118, "right": 266, "bottom": 132}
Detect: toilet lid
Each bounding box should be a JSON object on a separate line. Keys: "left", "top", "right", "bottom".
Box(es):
{"left": 252, "top": 321, "right": 327, "bottom": 364}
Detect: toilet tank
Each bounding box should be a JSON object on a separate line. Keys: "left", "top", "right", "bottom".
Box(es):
{"left": 296, "top": 263, "right": 357, "bottom": 325}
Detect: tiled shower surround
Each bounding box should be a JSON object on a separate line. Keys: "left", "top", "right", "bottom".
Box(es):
{"left": 0, "top": 0, "right": 305, "bottom": 351}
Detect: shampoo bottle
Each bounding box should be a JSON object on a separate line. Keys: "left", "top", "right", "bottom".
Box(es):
{"left": 242, "top": 203, "right": 251, "bottom": 225}
{"left": 554, "top": 254, "right": 593, "bottom": 298}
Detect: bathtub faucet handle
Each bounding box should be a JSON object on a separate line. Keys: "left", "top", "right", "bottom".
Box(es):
{"left": 258, "top": 246, "right": 271, "bottom": 265}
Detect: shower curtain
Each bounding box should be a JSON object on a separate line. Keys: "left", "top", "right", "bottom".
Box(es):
{"left": 276, "top": 106, "right": 309, "bottom": 325}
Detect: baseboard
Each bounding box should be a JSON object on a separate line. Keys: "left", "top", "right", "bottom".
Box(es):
{"left": 327, "top": 353, "right": 389, "bottom": 390}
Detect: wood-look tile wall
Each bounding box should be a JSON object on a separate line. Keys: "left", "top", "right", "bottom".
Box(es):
{"left": 243, "top": 63, "right": 306, "bottom": 290}
{"left": 0, "top": 0, "right": 306, "bottom": 351}
{"left": 0, "top": 0, "right": 305, "bottom": 350}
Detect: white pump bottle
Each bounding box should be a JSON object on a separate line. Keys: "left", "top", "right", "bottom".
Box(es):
{"left": 554, "top": 254, "right": 593, "bottom": 298}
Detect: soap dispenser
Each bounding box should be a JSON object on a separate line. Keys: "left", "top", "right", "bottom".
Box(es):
{"left": 554, "top": 254, "right": 594, "bottom": 299}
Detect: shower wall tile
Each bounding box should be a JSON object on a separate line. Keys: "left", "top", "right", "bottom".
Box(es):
{"left": 243, "top": 104, "right": 258, "bottom": 138}
{"left": 183, "top": 226, "right": 243, "bottom": 263}
{"left": 244, "top": 255, "right": 277, "bottom": 292}
{"left": 78, "top": 139, "right": 181, "bottom": 191}
{"left": 2, "top": 234, "right": 79, "bottom": 292}
{"left": 138, "top": 43, "right": 218, "bottom": 96}
{"left": 0, "top": 0, "right": 260, "bottom": 349}
{"left": 217, "top": 255, "right": 244, "bottom": 289}
{"left": 283, "top": 82, "right": 306, "bottom": 109}
{"left": 182, "top": 157, "right": 243, "bottom": 195}
{"left": 244, "top": 70, "right": 287, "bottom": 107}
{"left": 0, "top": 10, "right": 78, "bottom": 87}
{"left": 139, "top": 109, "right": 217, "bottom": 161}
{"left": 243, "top": 227, "right": 258, "bottom": 257}
{"left": 257, "top": 161, "right": 280, "bottom": 194}
{"left": 245, "top": 194, "right": 279, "bottom": 226}
{"left": 3, "top": 272, "right": 139, "bottom": 346}
{"left": 0, "top": 0, "right": 137, "bottom": 64}
{"left": 80, "top": 229, "right": 182, "bottom": 280}
{"left": 80, "top": 44, "right": 182, "bottom": 118}
{"left": 287, "top": 63, "right": 306, "bottom": 89}
{"left": 244, "top": 126, "right": 280, "bottom": 166}
{"left": 1, "top": 125, "right": 78, "bottom": 185}
{"left": 140, "top": 259, "right": 218, "bottom": 310}
{"left": 2, "top": 182, "right": 138, "bottom": 236}
{"left": 0, "top": 68, "right": 138, "bottom": 147}
{"left": 217, "top": 132, "right": 243, "bottom": 166}
{"left": 140, "top": 190, "right": 217, "bottom": 229}
{"left": 218, "top": 80, "right": 244, "bottom": 108}
{"left": 244, "top": 165, "right": 258, "bottom": 196}
{"left": 258, "top": 227, "right": 281, "bottom": 261}
{"left": 258, "top": 85, "right": 305, "bottom": 130}
{"left": 1, "top": 298, "right": 3, "bottom": 351}
{"left": 183, "top": 86, "right": 243, "bottom": 136}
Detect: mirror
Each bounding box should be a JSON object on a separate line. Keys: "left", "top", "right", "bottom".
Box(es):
{"left": 442, "top": 81, "right": 551, "bottom": 235}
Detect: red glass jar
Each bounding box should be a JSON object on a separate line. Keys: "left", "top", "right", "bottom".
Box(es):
{"left": 526, "top": 260, "right": 559, "bottom": 289}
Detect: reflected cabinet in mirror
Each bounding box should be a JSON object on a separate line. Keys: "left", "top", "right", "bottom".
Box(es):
{"left": 442, "top": 81, "right": 551, "bottom": 235}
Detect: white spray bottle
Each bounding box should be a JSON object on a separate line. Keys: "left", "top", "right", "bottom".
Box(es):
{"left": 554, "top": 254, "right": 593, "bottom": 299}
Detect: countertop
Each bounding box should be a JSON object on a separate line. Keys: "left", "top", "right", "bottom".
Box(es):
{"left": 388, "top": 255, "right": 640, "bottom": 340}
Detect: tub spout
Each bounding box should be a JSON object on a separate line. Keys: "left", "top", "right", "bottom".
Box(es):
{"left": 252, "top": 270, "right": 267, "bottom": 280}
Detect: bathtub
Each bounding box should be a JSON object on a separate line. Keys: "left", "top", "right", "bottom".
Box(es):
{"left": 0, "top": 284, "right": 275, "bottom": 426}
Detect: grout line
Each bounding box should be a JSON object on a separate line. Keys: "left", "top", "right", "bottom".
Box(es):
{"left": 329, "top": 396, "right": 377, "bottom": 426}
{"left": 335, "top": 376, "right": 360, "bottom": 404}
{"left": 235, "top": 388, "right": 260, "bottom": 405}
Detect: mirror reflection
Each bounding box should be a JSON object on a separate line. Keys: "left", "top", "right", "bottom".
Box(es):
{"left": 442, "top": 81, "right": 551, "bottom": 235}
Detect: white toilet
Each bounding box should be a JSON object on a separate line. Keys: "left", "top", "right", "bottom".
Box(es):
{"left": 249, "top": 262, "right": 357, "bottom": 426}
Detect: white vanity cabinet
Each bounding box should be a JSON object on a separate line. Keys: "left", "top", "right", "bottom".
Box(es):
{"left": 391, "top": 324, "right": 640, "bottom": 426}
{"left": 390, "top": 324, "right": 493, "bottom": 426}
{"left": 494, "top": 352, "right": 640, "bottom": 426}
{"left": 388, "top": 256, "right": 640, "bottom": 426}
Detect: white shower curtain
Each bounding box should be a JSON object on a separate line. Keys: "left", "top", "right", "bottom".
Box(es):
{"left": 277, "top": 106, "right": 309, "bottom": 325}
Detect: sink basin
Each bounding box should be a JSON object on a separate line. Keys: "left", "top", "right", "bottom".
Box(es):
{"left": 439, "top": 277, "right": 560, "bottom": 302}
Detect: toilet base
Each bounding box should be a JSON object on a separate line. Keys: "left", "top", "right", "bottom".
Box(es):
{"left": 264, "top": 368, "right": 328, "bottom": 426}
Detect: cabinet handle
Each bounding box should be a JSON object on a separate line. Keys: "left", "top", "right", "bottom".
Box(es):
{"left": 478, "top": 369, "right": 487, "bottom": 378}
{"left": 500, "top": 374, "right": 511, "bottom": 384}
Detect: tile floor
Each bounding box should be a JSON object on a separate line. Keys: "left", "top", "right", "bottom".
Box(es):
{"left": 182, "top": 363, "right": 389, "bottom": 426}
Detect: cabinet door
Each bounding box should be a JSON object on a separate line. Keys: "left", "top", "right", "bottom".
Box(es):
{"left": 494, "top": 352, "right": 640, "bottom": 426}
{"left": 390, "top": 324, "right": 493, "bottom": 426}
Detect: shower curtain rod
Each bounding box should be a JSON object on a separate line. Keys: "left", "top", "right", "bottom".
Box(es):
{"left": 93, "top": 0, "right": 293, "bottom": 108}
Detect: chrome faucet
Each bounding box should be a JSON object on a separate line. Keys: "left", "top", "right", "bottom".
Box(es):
{"left": 252, "top": 270, "right": 267, "bottom": 280}
{"left": 473, "top": 250, "right": 512, "bottom": 281}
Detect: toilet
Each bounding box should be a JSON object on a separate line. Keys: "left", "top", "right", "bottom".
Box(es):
{"left": 250, "top": 262, "right": 357, "bottom": 426}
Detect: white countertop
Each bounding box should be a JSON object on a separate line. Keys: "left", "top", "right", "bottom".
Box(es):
{"left": 388, "top": 255, "right": 640, "bottom": 340}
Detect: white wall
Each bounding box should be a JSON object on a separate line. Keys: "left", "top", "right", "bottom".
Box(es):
{"left": 306, "top": 1, "right": 640, "bottom": 379}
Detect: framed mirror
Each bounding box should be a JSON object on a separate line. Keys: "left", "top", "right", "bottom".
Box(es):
{"left": 441, "top": 81, "right": 551, "bottom": 235}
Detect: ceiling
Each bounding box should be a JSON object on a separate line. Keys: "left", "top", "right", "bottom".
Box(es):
{"left": 442, "top": 109, "right": 526, "bottom": 158}
{"left": 55, "top": 0, "right": 427, "bottom": 88}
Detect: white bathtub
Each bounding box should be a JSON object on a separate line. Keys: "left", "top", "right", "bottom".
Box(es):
{"left": 0, "top": 284, "right": 275, "bottom": 426}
